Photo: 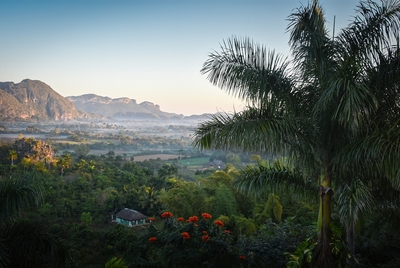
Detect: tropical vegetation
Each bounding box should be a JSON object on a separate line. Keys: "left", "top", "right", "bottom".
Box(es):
{"left": 0, "top": 0, "right": 399, "bottom": 267}
{"left": 193, "top": 0, "right": 400, "bottom": 267}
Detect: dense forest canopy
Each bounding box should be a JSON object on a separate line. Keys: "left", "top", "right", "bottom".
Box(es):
{"left": 1, "top": 0, "right": 400, "bottom": 267}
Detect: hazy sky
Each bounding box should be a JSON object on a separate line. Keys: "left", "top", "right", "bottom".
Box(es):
{"left": 1, "top": 0, "right": 361, "bottom": 115}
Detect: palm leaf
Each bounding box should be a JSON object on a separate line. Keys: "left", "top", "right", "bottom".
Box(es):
{"left": 201, "top": 37, "right": 294, "bottom": 106}
{"left": 336, "top": 179, "right": 374, "bottom": 228}
{"left": 234, "top": 159, "right": 316, "bottom": 200}
{"left": 287, "top": 0, "right": 334, "bottom": 81}
{"left": 192, "top": 105, "right": 297, "bottom": 154}
{"left": 0, "top": 172, "right": 44, "bottom": 223}
{"left": 105, "top": 257, "right": 128, "bottom": 268}
{"left": 2, "top": 219, "right": 75, "bottom": 267}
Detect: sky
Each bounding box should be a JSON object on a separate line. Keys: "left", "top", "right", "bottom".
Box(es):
{"left": 1, "top": 0, "right": 361, "bottom": 115}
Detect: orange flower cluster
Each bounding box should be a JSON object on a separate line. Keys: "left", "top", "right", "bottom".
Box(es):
{"left": 202, "top": 235, "right": 210, "bottom": 242}
{"left": 239, "top": 255, "right": 246, "bottom": 260}
{"left": 188, "top": 216, "right": 199, "bottom": 223}
{"left": 149, "top": 237, "right": 157, "bottom": 243}
{"left": 181, "top": 232, "right": 190, "bottom": 240}
{"left": 201, "top": 213, "right": 212, "bottom": 220}
{"left": 149, "top": 217, "right": 155, "bottom": 221}
{"left": 161, "top": 212, "right": 173, "bottom": 218}
{"left": 224, "top": 230, "right": 231, "bottom": 234}
{"left": 177, "top": 217, "right": 184, "bottom": 221}
{"left": 214, "top": 220, "right": 224, "bottom": 227}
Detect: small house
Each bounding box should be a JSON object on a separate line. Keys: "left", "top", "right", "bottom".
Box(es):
{"left": 115, "top": 208, "right": 148, "bottom": 227}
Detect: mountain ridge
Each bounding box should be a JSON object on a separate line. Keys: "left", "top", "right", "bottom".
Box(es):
{"left": 0, "top": 79, "right": 84, "bottom": 121}
{"left": 0, "top": 79, "right": 211, "bottom": 122}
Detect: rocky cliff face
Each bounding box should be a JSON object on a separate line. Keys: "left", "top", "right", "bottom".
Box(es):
{"left": 67, "top": 94, "right": 184, "bottom": 120}
{"left": 0, "top": 79, "right": 82, "bottom": 121}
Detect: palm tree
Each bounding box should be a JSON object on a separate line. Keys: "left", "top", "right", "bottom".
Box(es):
{"left": 193, "top": 0, "right": 400, "bottom": 266}
{"left": 58, "top": 152, "right": 72, "bottom": 176}
{"left": 0, "top": 171, "right": 74, "bottom": 267}
{"left": 8, "top": 150, "right": 17, "bottom": 166}
{"left": 138, "top": 186, "right": 160, "bottom": 214}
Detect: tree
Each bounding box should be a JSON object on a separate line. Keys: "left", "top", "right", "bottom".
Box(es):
{"left": 0, "top": 171, "right": 74, "bottom": 267}
{"left": 58, "top": 152, "right": 72, "bottom": 176}
{"left": 12, "top": 137, "right": 56, "bottom": 170}
{"left": 81, "top": 212, "right": 93, "bottom": 226}
{"left": 74, "top": 143, "right": 90, "bottom": 157}
{"left": 8, "top": 150, "right": 17, "bottom": 166}
{"left": 138, "top": 186, "right": 160, "bottom": 215}
{"left": 158, "top": 181, "right": 206, "bottom": 218}
{"left": 193, "top": 1, "right": 400, "bottom": 266}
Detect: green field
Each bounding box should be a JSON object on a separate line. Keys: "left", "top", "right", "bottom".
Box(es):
{"left": 176, "top": 157, "right": 209, "bottom": 165}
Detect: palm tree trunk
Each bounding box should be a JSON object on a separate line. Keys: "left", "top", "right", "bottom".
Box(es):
{"left": 346, "top": 222, "right": 356, "bottom": 267}
{"left": 314, "top": 175, "right": 334, "bottom": 268}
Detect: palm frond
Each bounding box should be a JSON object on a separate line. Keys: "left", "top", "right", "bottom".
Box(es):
{"left": 233, "top": 160, "right": 316, "bottom": 200}
{"left": 0, "top": 172, "right": 44, "bottom": 223}
{"left": 105, "top": 257, "right": 128, "bottom": 268}
{"left": 368, "top": 47, "right": 400, "bottom": 122}
{"left": 330, "top": 77, "right": 377, "bottom": 130}
{"left": 336, "top": 179, "right": 374, "bottom": 227}
{"left": 333, "top": 122, "right": 400, "bottom": 189}
{"left": 201, "top": 37, "right": 294, "bottom": 105}
{"left": 337, "top": 0, "right": 400, "bottom": 60}
{"left": 287, "top": 0, "right": 334, "bottom": 81}
{"left": 2, "top": 219, "right": 75, "bottom": 267}
{"left": 192, "top": 105, "right": 297, "bottom": 155}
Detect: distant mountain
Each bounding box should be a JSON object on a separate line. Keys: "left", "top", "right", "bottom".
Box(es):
{"left": 0, "top": 79, "right": 84, "bottom": 121}
{"left": 0, "top": 79, "right": 212, "bottom": 122}
{"left": 67, "top": 94, "right": 185, "bottom": 120}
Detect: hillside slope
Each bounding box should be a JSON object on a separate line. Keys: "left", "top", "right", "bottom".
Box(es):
{"left": 0, "top": 79, "right": 82, "bottom": 121}
{"left": 67, "top": 94, "right": 184, "bottom": 120}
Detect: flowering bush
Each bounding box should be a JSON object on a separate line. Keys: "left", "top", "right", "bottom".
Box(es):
{"left": 181, "top": 232, "right": 190, "bottom": 240}
{"left": 142, "top": 212, "right": 250, "bottom": 266}
{"left": 188, "top": 215, "right": 199, "bottom": 223}
{"left": 161, "top": 211, "right": 173, "bottom": 218}
{"left": 202, "top": 234, "right": 210, "bottom": 242}
{"left": 149, "top": 217, "right": 155, "bottom": 221}
{"left": 201, "top": 213, "right": 212, "bottom": 220}
{"left": 214, "top": 220, "right": 224, "bottom": 227}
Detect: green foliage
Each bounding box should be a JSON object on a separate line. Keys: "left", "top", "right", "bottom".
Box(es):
{"left": 159, "top": 185, "right": 205, "bottom": 218}
{"left": 286, "top": 221, "right": 354, "bottom": 268}
{"left": 212, "top": 186, "right": 238, "bottom": 217}
{"left": 0, "top": 131, "right": 398, "bottom": 267}
{"left": 329, "top": 221, "right": 353, "bottom": 267}
{"left": 260, "top": 193, "right": 283, "bottom": 223}
{"left": 3, "top": 219, "right": 75, "bottom": 267}
{"left": 141, "top": 213, "right": 247, "bottom": 267}
{"left": 0, "top": 171, "right": 44, "bottom": 223}
{"left": 81, "top": 212, "right": 93, "bottom": 226}
{"left": 225, "top": 152, "right": 241, "bottom": 167}
{"left": 104, "top": 257, "right": 128, "bottom": 268}
{"left": 74, "top": 143, "right": 90, "bottom": 157}
{"left": 193, "top": 0, "right": 400, "bottom": 265}
{"left": 12, "top": 137, "right": 55, "bottom": 169}
{"left": 0, "top": 171, "right": 74, "bottom": 267}
{"left": 239, "top": 219, "right": 315, "bottom": 268}
{"left": 285, "top": 238, "right": 316, "bottom": 268}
